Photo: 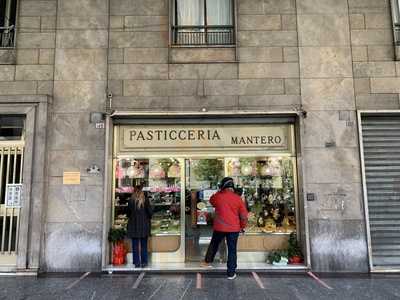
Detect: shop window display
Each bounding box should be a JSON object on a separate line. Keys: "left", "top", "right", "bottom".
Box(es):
{"left": 114, "top": 158, "right": 182, "bottom": 236}
{"left": 113, "top": 156, "right": 296, "bottom": 235}
{"left": 112, "top": 155, "right": 297, "bottom": 259}
{"left": 226, "top": 157, "right": 296, "bottom": 234}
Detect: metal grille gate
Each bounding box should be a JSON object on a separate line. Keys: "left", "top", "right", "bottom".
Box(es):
{"left": 0, "top": 145, "right": 24, "bottom": 266}
{"left": 361, "top": 115, "right": 400, "bottom": 267}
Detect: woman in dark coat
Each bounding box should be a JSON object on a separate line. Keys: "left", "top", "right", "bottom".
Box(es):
{"left": 127, "top": 185, "right": 153, "bottom": 268}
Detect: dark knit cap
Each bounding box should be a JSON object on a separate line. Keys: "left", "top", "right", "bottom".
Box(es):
{"left": 219, "top": 177, "right": 234, "bottom": 190}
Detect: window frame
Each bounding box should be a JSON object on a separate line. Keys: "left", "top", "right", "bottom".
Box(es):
{"left": 390, "top": 0, "right": 400, "bottom": 61}
{"left": 170, "top": 0, "right": 236, "bottom": 47}
{"left": 0, "top": 0, "right": 18, "bottom": 49}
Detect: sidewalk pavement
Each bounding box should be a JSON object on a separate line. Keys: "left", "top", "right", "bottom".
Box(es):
{"left": 1, "top": 272, "right": 400, "bottom": 300}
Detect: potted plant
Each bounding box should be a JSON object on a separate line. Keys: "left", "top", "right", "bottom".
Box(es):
{"left": 108, "top": 227, "right": 127, "bottom": 265}
{"left": 287, "top": 232, "right": 303, "bottom": 264}
{"left": 267, "top": 250, "right": 288, "bottom": 266}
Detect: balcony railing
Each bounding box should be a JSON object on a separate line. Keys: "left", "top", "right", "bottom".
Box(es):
{"left": 172, "top": 25, "right": 235, "bottom": 46}
{"left": 0, "top": 25, "right": 15, "bottom": 48}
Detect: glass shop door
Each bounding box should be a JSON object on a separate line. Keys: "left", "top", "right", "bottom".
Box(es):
{"left": 184, "top": 158, "right": 226, "bottom": 262}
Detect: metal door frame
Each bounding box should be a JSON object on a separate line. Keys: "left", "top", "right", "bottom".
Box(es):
{"left": 0, "top": 142, "right": 25, "bottom": 267}
{"left": 0, "top": 96, "right": 49, "bottom": 273}
{"left": 357, "top": 110, "right": 400, "bottom": 272}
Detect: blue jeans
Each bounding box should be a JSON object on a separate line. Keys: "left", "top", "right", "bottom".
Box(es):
{"left": 131, "top": 238, "right": 148, "bottom": 267}
{"left": 205, "top": 231, "right": 239, "bottom": 277}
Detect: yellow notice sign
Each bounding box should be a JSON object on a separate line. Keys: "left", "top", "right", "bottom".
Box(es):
{"left": 63, "top": 172, "right": 81, "bottom": 185}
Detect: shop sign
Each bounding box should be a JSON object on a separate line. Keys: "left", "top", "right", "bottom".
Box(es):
{"left": 5, "top": 184, "right": 23, "bottom": 208}
{"left": 120, "top": 125, "right": 291, "bottom": 151}
{"left": 63, "top": 171, "right": 81, "bottom": 185}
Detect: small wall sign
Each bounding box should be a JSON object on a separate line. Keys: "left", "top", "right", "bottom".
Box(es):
{"left": 5, "top": 184, "right": 23, "bottom": 208}
{"left": 63, "top": 171, "right": 81, "bottom": 185}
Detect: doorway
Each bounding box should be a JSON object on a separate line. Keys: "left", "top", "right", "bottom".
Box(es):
{"left": 0, "top": 115, "right": 25, "bottom": 267}
{"left": 184, "top": 158, "right": 226, "bottom": 262}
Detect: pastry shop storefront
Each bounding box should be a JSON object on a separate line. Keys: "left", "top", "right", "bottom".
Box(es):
{"left": 105, "top": 115, "right": 307, "bottom": 270}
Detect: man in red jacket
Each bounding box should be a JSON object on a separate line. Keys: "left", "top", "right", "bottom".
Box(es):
{"left": 202, "top": 177, "right": 248, "bottom": 279}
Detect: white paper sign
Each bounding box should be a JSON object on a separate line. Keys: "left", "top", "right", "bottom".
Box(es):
{"left": 5, "top": 184, "right": 23, "bottom": 208}
{"left": 202, "top": 189, "right": 218, "bottom": 201}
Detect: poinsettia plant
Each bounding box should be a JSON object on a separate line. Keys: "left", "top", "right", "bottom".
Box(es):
{"left": 108, "top": 227, "right": 126, "bottom": 244}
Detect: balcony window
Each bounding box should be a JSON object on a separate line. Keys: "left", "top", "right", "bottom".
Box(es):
{"left": 0, "top": 0, "right": 17, "bottom": 48}
{"left": 172, "top": 0, "right": 235, "bottom": 46}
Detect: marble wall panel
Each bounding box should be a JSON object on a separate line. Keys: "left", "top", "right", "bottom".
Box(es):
{"left": 20, "top": 1, "right": 57, "bottom": 16}
{"left": 299, "top": 47, "right": 353, "bottom": 78}
{"left": 239, "top": 47, "right": 283, "bottom": 63}
{"left": 309, "top": 219, "right": 368, "bottom": 272}
{"left": 168, "top": 96, "right": 239, "bottom": 110}
{"left": 0, "top": 66, "right": 15, "bottom": 81}
{"left": 0, "top": 50, "right": 16, "bottom": 65}
{"left": 301, "top": 78, "right": 355, "bottom": 110}
{"left": 15, "top": 65, "right": 54, "bottom": 81}
{"left": 54, "top": 49, "right": 107, "bottom": 80}
{"left": 353, "top": 62, "right": 396, "bottom": 77}
{"left": 238, "top": 95, "right": 301, "bottom": 108}
{"left": 56, "top": 30, "right": 108, "bottom": 49}
{"left": 306, "top": 183, "right": 363, "bottom": 220}
{"left": 239, "top": 31, "right": 298, "bottom": 47}
{"left": 57, "top": 16, "right": 108, "bottom": 30}
{"left": 238, "top": 15, "right": 282, "bottom": 31}
{"left": 239, "top": 62, "right": 299, "bottom": 78}
{"left": 58, "top": 0, "right": 108, "bottom": 16}
{"left": 169, "top": 48, "right": 236, "bottom": 63}
{"left": 0, "top": 81, "right": 37, "bottom": 95}
{"left": 111, "top": 96, "right": 169, "bottom": 110}
{"left": 168, "top": 64, "right": 238, "bottom": 80}
{"left": 303, "top": 148, "right": 361, "bottom": 184}
{"left": 44, "top": 222, "right": 102, "bottom": 271}
{"left": 17, "top": 33, "right": 56, "bottom": 49}
{"left": 124, "top": 48, "right": 168, "bottom": 63}
{"left": 298, "top": 15, "right": 350, "bottom": 46}
{"left": 297, "top": 0, "right": 349, "bottom": 14}
{"left": 110, "top": 32, "right": 168, "bottom": 48}
{"left": 53, "top": 81, "right": 106, "bottom": 112}
{"left": 47, "top": 181, "right": 103, "bottom": 223}
{"left": 301, "top": 111, "right": 358, "bottom": 148}
{"left": 351, "top": 30, "right": 393, "bottom": 46}
{"left": 49, "top": 113, "right": 105, "bottom": 150}
{"left": 204, "top": 79, "right": 285, "bottom": 96}
{"left": 109, "top": 64, "right": 168, "bottom": 80}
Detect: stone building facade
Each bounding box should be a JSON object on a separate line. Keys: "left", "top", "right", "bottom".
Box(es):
{"left": 0, "top": 0, "right": 399, "bottom": 273}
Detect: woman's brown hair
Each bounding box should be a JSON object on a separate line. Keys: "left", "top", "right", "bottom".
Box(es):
{"left": 133, "top": 185, "right": 145, "bottom": 208}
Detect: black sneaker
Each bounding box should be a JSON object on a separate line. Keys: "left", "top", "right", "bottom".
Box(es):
{"left": 141, "top": 263, "right": 148, "bottom": 268}
{"left": 227, "top": 274, "right": 237, "bottom": 280}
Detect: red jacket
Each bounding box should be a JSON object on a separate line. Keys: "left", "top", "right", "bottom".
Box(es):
{"left": 210, "top": 189, "right": 248, "bottom": 232}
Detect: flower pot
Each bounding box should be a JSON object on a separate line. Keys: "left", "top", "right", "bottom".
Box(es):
{"left": 112, "top": 241, "right": 126, "bottom": 265}
{"left": 289, "top": 256, "right": 302, "bottom": 264}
